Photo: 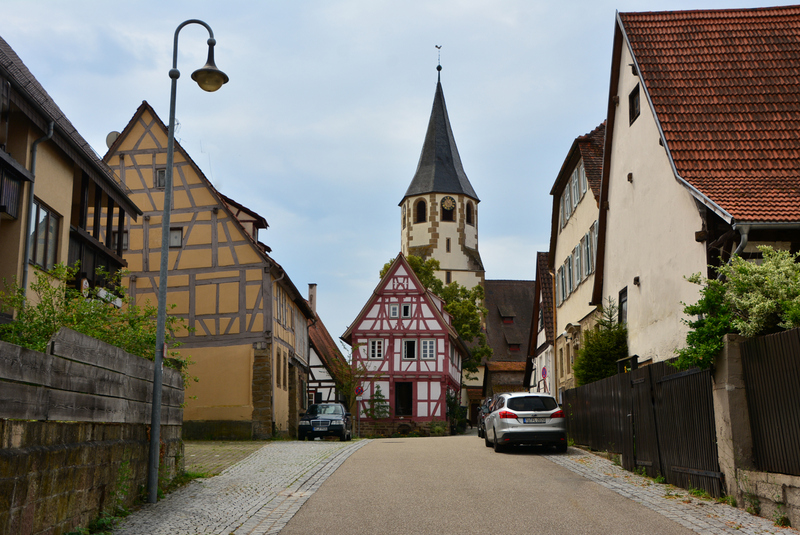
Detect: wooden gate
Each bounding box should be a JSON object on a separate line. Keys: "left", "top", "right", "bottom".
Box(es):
{"left": 568, "top": 360, "right": 722, "bottom": 497}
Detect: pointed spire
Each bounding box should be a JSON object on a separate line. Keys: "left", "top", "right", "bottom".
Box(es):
{"left": 403, "top": 66, "right": 479, "bottom": 201}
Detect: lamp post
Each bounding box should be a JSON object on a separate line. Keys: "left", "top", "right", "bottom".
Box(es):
{"left": 148, "top": 19, "right": 228, "bottom": 504}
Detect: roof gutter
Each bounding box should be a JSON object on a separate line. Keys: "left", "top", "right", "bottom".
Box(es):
{"left": 21, "top": 120, "right": 54, "bottom": 301}
{"left": 616, "top": 12, "right": 734, "bottom": 225}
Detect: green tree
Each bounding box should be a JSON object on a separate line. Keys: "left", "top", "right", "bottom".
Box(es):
{"left": 0, "top": 264, "right": 193, "bottom": 386}
{"left": 676, "top": 245, "right": 800, "bottom": 369}
{"left": 326, "top": 344, "right": 380, "bottom": 417}
{"left": 380, "top": 256, "right": 491, "bottom": 372}
{"left": 573, "top": 298, "right": 628, "bottom": 386}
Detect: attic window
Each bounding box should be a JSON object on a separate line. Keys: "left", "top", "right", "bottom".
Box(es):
{"left": 502, "top": 317, "right": 514, "bottom": 324}
{"left": 155, "top": 168, "right": 166, "bottom": 189}
{"left": 509, "top": 343, "right": 521, "bottom": 352}
{"left": 629, "top": 84, "right": 640, "bottom": 125}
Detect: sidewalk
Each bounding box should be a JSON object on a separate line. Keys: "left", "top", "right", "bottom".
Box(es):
{"left": 114, "top": 439, "right": 370, "bottom": 535}
{"left": 545, "top": 448, "right": 796, "bottom": 535}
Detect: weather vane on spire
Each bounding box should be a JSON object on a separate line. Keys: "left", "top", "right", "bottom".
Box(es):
{"left": 436, "top": 45, "right": 442, "bottom": 72}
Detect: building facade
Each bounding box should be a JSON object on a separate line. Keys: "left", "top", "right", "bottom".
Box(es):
{"left": 342, "top": 253, "right": 467, "bottom": 436}
{"left": 549, "top": 123, "right": 604, "bottom": 395}
{"left": 104, "top": 102, "right": 313, "bottom": 439}
{"left": 0, "top": 36, "right": 140, "bottom": 318}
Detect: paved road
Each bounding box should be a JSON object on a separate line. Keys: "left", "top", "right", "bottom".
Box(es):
{"left": 113, "top": 433, "right": 793, "bottom": 534}
{"left": 281, "top": 434, "right": 695, "bottom": 535}
{"left": 283, "top": 433, "right": 793, "bottom": 535}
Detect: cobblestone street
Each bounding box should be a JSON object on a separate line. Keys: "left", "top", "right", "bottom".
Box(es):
{"left": 114, "top": 440, "right": 370, "bottom": 535}
{"left": 546, "top": 448, "right": 795, "bottom": 535}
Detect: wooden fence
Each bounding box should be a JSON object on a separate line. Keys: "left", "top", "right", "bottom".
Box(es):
{"left": 564, "top": 360, "right": 722, "bottom": 497}
{"left": 741, "top": 329, "right": 800, "bottom": 476}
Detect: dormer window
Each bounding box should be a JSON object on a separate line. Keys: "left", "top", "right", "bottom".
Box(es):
{"left": 415, "top": 199, "right": 427, "bottom": 223}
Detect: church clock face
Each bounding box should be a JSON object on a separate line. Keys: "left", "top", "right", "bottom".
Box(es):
{"left": 441, "top": 196, "right": 456, "bottom": 210}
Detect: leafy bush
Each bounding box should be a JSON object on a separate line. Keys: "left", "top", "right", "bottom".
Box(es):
{"left": 0, "top": 264, "right": 192, "bottom": 386}
{"left": 676, "top": 246, "right": 800, "bottom": 369}
{"left": 573, "top": 299, "right": 628, "bottom": 386}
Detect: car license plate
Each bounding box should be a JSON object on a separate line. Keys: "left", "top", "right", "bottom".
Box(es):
{"left": 523, "top": 418, "right": 546, "bottom": 424}
{"left": 313, "top": 426, "right": 327, "bottom": 431}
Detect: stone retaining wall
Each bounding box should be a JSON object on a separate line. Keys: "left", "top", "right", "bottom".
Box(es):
{"left": 0, "top": 329, "right": 184, "bottom": 534}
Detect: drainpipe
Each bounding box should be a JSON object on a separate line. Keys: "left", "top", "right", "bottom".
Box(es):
{"left": 732, "top": 224, "right": 750, "bottom": 258}
{"left": 21, "top": 121, "right": 54, "bottom": 300}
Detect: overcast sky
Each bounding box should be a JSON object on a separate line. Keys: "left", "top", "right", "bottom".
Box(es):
{"left": 2, "top": 1, "right": 793, "bottom": 350}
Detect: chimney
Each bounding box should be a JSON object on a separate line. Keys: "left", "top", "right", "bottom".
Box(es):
{"left": 308, "top": 283, "right": 317, "bottom": 314}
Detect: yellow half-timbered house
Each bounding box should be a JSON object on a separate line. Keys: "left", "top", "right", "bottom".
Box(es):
{"left": 104, "top": 101, "right": 313, "bottom": 439}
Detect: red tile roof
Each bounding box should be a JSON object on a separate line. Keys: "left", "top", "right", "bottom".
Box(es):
{"left": 577, "top": 122, "right": 605, "bottom": 198}
{"left": 620, "top": 6, "right": 800, "bottom": 222}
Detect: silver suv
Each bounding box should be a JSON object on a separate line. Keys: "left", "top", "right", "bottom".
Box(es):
{"left": 484, "top": 392, "right": 567, "bottom": 453}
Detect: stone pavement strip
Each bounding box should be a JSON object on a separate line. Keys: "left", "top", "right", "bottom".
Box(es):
{"left": 184, "top": 441, "right": 271, "bottom": 476}
{"left": 114, "top": 440, "right": 371, "bottom": 535}
{"left": 545, "top": 448, "right": 797, "bottom": 535}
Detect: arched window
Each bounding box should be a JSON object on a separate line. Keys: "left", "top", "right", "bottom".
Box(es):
{"left": 402, "top": 204, "right": 406, "bottom": 229}
{"left": 415, "top": 199, "right": 426, "bottom": 223}
{"left": 441, "top": 196, "right": 456, "bottom": 222}
{"left": 466, "top": 202, "right": 474, "bottom": 226}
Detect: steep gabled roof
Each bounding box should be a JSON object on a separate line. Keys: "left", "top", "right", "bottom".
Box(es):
{"left": 0, "top": 35, "right": 140, "bottom": 217}
{"left": 548, "top": 122, "right": 605, "bottom": 271}
{"left": 341, "top": 253, "right": 465, "bottom": 354}
{"left": 402, "top": 68, "right": 479, "bottom": 202}
{"left": 618, "top": 6, "right": 800, "bottom": 223}
{"left": 309, "top": 311, "right": 348, "bottom": 381}
{"left": 105, "top": 101, "right": 312, "bottom": 320}
{"left": 524, "top": 252, "right": 554, "bottom": 389}
{"left": 484, "top": 280, "right": 535, "bottom": 364}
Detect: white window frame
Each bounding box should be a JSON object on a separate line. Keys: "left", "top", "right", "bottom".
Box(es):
{"left": 155, "top": 168, "right": 166, "bottom": 189}
{"left": 574, "top": 245, "right": 582, "bottom": 284}
{"left": 369, "top": 339, "right": 383, "bottom": 360}
{"left": 389, "top": 304, "right": 399, "bottom": 318}
{"left": 579, "top": 160, "right": 587, "bottom": 197}
{"left": 403, "top": 339, "right": 417, "bottom": 360}
{"left": 169, "top": 227, "right": 183, "bottom": 248}
{"left": 566, "top": 257, "right": 573, "bottom": 296}
{"left": 421, "top": 339, "right": 436, "bottom": 360}
{"left": 571, "top": 173, "right": 579, "bottom": 209}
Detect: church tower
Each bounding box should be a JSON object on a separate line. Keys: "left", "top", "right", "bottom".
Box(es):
{"left": 400, "top": 65, "right": 484, "bottom": 289}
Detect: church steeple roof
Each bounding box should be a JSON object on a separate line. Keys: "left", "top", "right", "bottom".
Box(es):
{"left": 403, "top": 67, "right": 479, "bottom": 202}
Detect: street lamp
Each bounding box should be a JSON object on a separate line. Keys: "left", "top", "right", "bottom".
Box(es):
{"left": 148, "top": 19, "right": 228, "bottom": 504}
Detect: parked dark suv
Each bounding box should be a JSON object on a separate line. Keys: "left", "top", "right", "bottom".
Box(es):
{"left": 298, "top": 403, "right": 352, "bottom": 441}
{"left": 477, "top": 397, "right": 493, "bottom": 438}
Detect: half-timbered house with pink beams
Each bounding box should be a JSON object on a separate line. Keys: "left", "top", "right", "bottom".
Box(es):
{"left": 341, "top": 253, "right": 468, "bottom": 436}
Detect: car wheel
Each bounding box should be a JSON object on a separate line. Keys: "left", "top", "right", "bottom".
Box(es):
{"left": 555, "top": 443, "right": 568, "bottom": 453}
{"left": 484, "top": 431, "right": 492, "bottom": 448}
{"left": 493, "top": 429, "right": 505, "bottom": 453}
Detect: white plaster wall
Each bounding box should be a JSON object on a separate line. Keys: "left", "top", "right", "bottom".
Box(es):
{"left": 603, "top": 43, "right": 706, "bottom": 362}
{"left": 553, "top": 165, "right": 598, "bottom": 336}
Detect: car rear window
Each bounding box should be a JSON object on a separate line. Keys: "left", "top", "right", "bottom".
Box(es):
{"left": 507, "top": 396, "right": 557, "bottom": 412}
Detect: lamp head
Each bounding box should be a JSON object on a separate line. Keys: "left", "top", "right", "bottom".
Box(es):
{"left": 191, "top": 38, "right": 229, "bottom": 92}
